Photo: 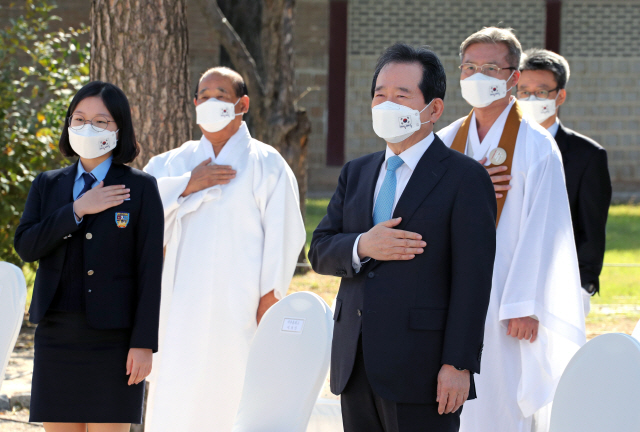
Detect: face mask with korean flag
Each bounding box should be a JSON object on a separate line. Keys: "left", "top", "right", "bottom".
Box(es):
{"left": 196, "top": 98, "right": 243, "bottom": 132}
{"left": 371, "top": 100, "right": 433, "bottom": 144}
{"left": 518, "top": 94, "right": 558, "bottom": 124}
{"left": 460, "top": 71, "right": 515, "bottom": 108}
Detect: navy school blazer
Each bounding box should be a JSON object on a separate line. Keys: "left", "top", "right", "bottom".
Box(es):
{"left": 14, "top": 161, "right": 164, "bottom": 352}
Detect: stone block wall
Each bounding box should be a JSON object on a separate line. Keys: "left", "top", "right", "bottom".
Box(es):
{"left": 560, "top": 0, "right": 640, "bottom": 191}
{"left": 341, "top": 0, "right": 640, "bottom": 194}
{"left": 345, "top": 0, "right": 546, "bottom": 161}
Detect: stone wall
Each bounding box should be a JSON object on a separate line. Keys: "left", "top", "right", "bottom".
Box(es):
{"left": 342, "top": 0, "right": 640, "bottom": 195}
{"left": 1, "top": 0, "right": 639, "bottom": 194}
{"left": 345, "top": 0, "right": 546, "bottom": 160}
{"left": 560, "top": 0, "right": 640, "bottom": 191}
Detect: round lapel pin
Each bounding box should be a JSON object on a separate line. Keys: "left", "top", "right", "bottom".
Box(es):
{"left": 489, "top": 147, "right": 508, "bottom": 165}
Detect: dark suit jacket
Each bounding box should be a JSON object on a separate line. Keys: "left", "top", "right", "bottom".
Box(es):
{"left": 14, "top": 162, "right": 164, "bottom": 352}
{"left": 555, "top": 121, "right": 612, "bottom": 293}
{"left": 309, "top": 136, "right": 497, "bottom": 404}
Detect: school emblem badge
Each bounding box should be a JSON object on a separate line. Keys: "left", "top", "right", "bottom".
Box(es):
{"left": 115, "top": 212, "right": 130, "bottom": 228}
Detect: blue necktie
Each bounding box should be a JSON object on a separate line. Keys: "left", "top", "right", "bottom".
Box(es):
{"left": 373, "top": 155, "right": 404, "bottom": 225}
{"left": 77, "top": 172, "right": 96, "bottom": 200}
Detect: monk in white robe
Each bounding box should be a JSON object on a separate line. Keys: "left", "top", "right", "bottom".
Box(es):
{"left": 142, "top": 67, "right": 306, "bottom": 432}
{"left": 437, "top": 28, "right": 586, "bottom": 432}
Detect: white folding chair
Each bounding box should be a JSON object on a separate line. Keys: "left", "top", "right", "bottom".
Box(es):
{"left": 0, "top": 262, "right": 27, "bottom": 393}
{"left": 632, "top": 318, "right": 640, "bottom": 342}
{"left": 306, "top": 398, "right": 343, "bottom": 432}
{"left": 549, "top": 333, "right": 640, "bottom": 432}
{"left": 232, "top": 291, "right": 335, "bottom": 432}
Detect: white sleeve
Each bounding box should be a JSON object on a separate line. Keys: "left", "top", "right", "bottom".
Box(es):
{"left": 257, "top": 162, "right": 306, "bottom": 300}
{"left": 143, "top": 157, "right": 192, "bottom": 247}
{"left": 498, "top": 148, "right": 585, "bottom": 417}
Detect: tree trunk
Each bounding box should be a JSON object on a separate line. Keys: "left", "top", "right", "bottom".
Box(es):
{"left": 197, "top": 0, "right": 311, "bottom": 266}
{"left": 90, "top": 0, "right": 193, "bottom": 169}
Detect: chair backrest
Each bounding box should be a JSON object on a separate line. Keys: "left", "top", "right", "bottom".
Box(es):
{"left": 233, "top": 292, "right": 334, "bottom": 432}
{"left": 549, "top": 333, "right": 640, "bottom": 432}
{"left": 0, "top": 262, "right": 27, "bottom": 393}
{"left": 632, "top": 319, "right": 640, "bottom": 342}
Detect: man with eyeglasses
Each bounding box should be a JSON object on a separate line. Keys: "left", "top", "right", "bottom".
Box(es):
{"left": 437, "top": 27, "right": 586, "bottom": 432}
{"left": 518, "top": 48, "right": 612, "bottom": 317}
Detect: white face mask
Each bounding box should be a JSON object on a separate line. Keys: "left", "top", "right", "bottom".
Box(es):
{"left": 371, "top": 100, "right": 433, "bottom": 144}
{"left": 68, "top": 127, "right": 118, "bottom": 159}
{"left": 460, "top": 71, "right": 515, "bottom": 108}
{"left": 196, "top": 98, "right": 243, "bottom": 132}
{"left": 518, "top": 94, "right": 557, "bottom": 124}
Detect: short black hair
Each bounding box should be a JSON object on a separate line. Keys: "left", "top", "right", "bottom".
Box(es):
{"left": 59, "top": 81, "right": 140, "bottom": 164}
{"left": 520, "top": 48, "right": 571, "bottom": 89}
{"left": 371, "top": 43, "right": 446, "bottom": 103}
{"left": 193, "top": 66, "right": 248, "bottom": 99}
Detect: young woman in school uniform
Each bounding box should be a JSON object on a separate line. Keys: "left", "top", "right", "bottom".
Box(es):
{"left": 14, "top": 81, "right": 164, "bottom": 432}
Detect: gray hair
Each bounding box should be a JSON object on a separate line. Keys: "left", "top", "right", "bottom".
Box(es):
{"left": 520, "top": 48, "right": 571, "bottom": 89}
{"left": 459, "top": 27, "right": 522, "bottom": 69}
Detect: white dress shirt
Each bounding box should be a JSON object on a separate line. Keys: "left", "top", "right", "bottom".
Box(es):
{"left": 352, "top": 132, "right": 435, "bottom": 272}
{"left": 547, "top": 117, "right": 560, "bottom": 138}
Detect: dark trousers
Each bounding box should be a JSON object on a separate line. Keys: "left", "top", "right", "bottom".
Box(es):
{"left": 340, "top": 337, "right": 461, "bottom": 432}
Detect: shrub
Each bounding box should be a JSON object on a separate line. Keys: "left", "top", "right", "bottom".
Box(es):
{"left": 0, "top": 0, "right": 89, "bottom": 266}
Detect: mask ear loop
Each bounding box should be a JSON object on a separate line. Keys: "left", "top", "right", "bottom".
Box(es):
{"left": 419, "top": 99, "right": 434, "bottom": 125}
{"left": 234, "top": 97, "right": 248, "bottom": 117}
{"left": 506, "top": 70, "right": 517, "bottom": 92}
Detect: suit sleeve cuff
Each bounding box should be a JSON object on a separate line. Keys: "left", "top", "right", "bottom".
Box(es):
{"left": 352, "top": 234, "right": 371, "bottom": 273}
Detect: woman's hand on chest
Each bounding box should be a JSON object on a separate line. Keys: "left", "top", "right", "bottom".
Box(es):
{"left": 73, "top": 181, "right": 130, "bottom": 219}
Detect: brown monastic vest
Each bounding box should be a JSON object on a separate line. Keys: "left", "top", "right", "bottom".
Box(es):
{"left": 450, "top": 101, "right": 523, "bottom": 226}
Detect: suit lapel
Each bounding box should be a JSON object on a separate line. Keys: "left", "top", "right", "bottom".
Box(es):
{"left": 392, "top": 137, "right": 449, "bottom": 231}
{"left": 356, "top": 151, "right": 385, "bottom": 232}
{"left": 56, "top": 162, "right": 78, "bottom": 207}
{"left": 554, "top": 121, "right": 569, "bottom": 153}
{"left": 86, "top": 163, "right": 126, "bottom": 229}
{"left": 367, "top": 137, "right": 449, "bottom": 271}
{"left": 102, "top": 162, "right": 126, "bottom": 186}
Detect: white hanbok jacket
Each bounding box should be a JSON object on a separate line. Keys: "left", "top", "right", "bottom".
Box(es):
{"left": 143, "top": 123, "right": 306, "bottom": 431}
{"left": 438, "top": 100, "right": 586, "bottom": 432}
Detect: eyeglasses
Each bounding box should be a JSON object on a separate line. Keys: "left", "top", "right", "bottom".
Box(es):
{"left": 516, "top": 88, "right": 560, "bottom": 100}
{"left": 68, "top": 114, "right": 116, "bottom": 132}
{"left": 459, "top": 63, "right": 517, "bottom": 78}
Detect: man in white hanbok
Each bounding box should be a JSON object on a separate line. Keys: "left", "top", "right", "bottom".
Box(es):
{"left": 437, "top": 28, "right": 586, "bottom": 432}
{"left": 142, "top": 67, "right": 306, "bottom": 431}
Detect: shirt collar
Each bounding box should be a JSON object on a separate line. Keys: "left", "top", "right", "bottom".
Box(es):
{"left": 384, "top": 132, "right": 434, "bottom": 171}
{"left": 547, "top": 117, "right": 560, "bottom": 138}
{"left": 76, "top": 155, "right": 113, "bottom": 182}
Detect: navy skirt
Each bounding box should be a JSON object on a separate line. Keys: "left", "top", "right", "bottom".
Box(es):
{"left": 30, "top": 311, "right": 144, "bottom": 423}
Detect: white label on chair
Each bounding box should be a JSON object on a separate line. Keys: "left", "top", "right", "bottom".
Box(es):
{"left": 281, "top": 317, "right": 305, "bottom": 334}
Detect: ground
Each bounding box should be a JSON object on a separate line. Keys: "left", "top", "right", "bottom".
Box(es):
{"left": 2, "top": 202, "right": 638, "bottom": 430}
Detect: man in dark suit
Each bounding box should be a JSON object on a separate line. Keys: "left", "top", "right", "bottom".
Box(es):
{"left": 309, "top": 43, "right": 497, "bottom": 432}
{"left": 517, "top": 48, "right": 612, "bottom": 314}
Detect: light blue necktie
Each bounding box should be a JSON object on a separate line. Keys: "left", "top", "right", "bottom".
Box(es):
{"left": 373, "top": 155, "right": 404, "bottom": 225}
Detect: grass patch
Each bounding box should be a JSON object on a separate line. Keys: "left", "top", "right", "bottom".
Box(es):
{"left": 19, "top": 201, "right": 639, "bottom": 314}
{"left": 594, "top": 204, "right": 640, "bottom": 304}
{"left": 293, "top": 201, "right": 640, "bottom": 309}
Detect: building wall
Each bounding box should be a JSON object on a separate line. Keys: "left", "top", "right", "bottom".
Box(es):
{"left": 343, "top": 0, "right": 640, "bottom": 195}
{"left": 1, "top": 0, "right": 639, "bottom": 194}
{"left": 560, "top": 0, "right": 640, "bottom": 191}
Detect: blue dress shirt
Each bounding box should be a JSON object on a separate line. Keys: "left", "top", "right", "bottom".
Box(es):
{"left": 73, "top": 156, "right": 113, "bottom": 223}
